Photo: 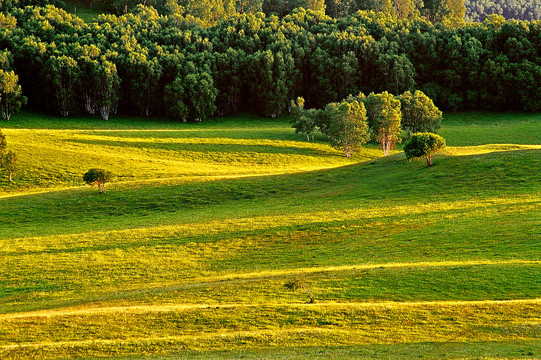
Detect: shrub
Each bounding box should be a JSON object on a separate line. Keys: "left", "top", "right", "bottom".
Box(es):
{"left": 404, "top": 132, "right": 446, "bottom": 167}
{"left": 83, "top": 168, "right": 112, "bottom": 193}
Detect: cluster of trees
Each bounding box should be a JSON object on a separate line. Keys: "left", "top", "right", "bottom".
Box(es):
{"left": 0, "top": 4, "right": 539, "bottom": 122}
{"left": 464, "top": 0, "right": 540, "bottom": 22}
{"left": 0, "top": 130, "right": 17, "bottom": 182}
{"left": 292, "top": 90, "right": 442, "bottom": 157}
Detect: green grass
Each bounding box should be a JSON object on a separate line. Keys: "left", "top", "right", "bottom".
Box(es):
{"left": 0, "top": 110, "right": 540, "bottom": 359}
{"left": 63, "top": 0, "right": 103, "bottom": 23}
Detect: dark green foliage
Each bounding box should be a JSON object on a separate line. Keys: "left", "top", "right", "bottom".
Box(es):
{"left": 404, "top": 132, "right": 445, "bottom": 167}
{"left": 290, "top": 97, "right": 318, "bottom": 141}
{"left": 83, "top": 168, "right": 113, "bottom": 193}
{"left": 43, "top": 55, "right": 79, "bottom": 117}
{"left": 164, "top": 63, "right": 218, "bottom": 121}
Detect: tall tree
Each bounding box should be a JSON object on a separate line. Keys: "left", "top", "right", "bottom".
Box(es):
{"left": 1, "top": 150, "right": 16, "bottom": 182}
{"left": 364, "top": 91, "right": 402, "bottom": 156}
{"left": 398, "top": 90, "right": 442, "bottom": 135}
{"left": 326, "top": 99, "right": 370, "bottom": 157}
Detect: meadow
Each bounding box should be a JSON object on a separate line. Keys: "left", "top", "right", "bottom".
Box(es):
{"left": 0, "top": 110, "right": 540, "bottom": 359}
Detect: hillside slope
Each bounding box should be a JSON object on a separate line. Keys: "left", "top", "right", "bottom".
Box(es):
{"left": 1, "top": 111, "right": 540, "bottom": 359}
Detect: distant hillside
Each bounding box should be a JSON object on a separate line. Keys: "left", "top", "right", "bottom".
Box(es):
{"left": 465, "top": 0, "right": 540, "bottom": 21}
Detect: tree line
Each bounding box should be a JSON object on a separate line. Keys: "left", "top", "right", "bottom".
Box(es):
{"left": 0, "top": 4, "right": 539, "bottom": 122}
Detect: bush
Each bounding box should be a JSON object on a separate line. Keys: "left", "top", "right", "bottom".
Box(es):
{"left": 404, "top": 132, "right": 446, "bottom": 167}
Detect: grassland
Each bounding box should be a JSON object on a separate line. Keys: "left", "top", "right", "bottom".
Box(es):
{"left": 0, "top": 110, "right": 540, "bottom": 359}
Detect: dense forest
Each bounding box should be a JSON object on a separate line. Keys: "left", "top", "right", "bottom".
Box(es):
{"left": 0, "top": 1, "right": 539, "bottom": 121}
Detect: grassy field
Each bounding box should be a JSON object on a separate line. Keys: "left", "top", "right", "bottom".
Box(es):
{"left": 0, "top": 110, "right": 540, "bottom": 359}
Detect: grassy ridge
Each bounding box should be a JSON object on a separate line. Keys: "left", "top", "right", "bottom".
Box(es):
{"left": 0, "top": 111, "right": 540, "bottom": 359}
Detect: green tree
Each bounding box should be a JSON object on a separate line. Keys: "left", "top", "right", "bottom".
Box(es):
{"left": 364, "top": 91, "right": 402, "bottom": 156}
{"left": 185, "top": 70, "right": 218, "bottom": 121}
{"left": 83, "top": 168, "right": 113, "bottom": 193}
{"left": 1, "top": 150, "right": 16, "bottom": 182}
{"left": 325, "top": 99, "right": 370, "bottom": 157}
{"left": 0, "top": 69, "right": 27, "bottom": 121}
{"left": 398, "top": 90, "right": 442, "bottom": 135}
{"left": 404, "top": 132, "right": 445, "bottom": 167}
{"left": 291, "top": 97, "right": 318, "bottom": 141}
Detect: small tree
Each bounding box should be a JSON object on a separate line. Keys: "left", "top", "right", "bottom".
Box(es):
{"left": 291, "top": 97, "right": 317, "bottom": 141}
{"left": 1, "top": 150, "right": 16, "bottom": 182}
{"left": 0, "top": 130, "right": 6, "bottom": 155}
{"left": 83, "top": 168, "right": 112, "bottom": 193}
{"left": 285, "top": 276, "right": 315, "bottom": 304}
{"left": 0, "top": 69, "right": 27, "bottom": 121}
{"left": 404, "top": 132, "right": 446, "bottom": 167}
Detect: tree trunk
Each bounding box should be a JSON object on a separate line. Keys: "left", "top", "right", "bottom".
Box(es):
{"left": 9, "top": 171, "right": 12, "bottom": 182}
{"left": 426, "top": 155, "right": 433, "bottom": 167}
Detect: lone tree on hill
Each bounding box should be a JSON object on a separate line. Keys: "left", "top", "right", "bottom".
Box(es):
{"left": 83, "top": 168, "right": 112, "bottom": 193}
{"left": 1, "top": 150, "right": 16, "bottom": 182}
{"left": 404, "top": 132, "right": 446, "bottom": 167}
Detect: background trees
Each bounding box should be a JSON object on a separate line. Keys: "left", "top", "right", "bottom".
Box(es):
{"left": 0, "top": 1, "right": 539, "bottom": 121}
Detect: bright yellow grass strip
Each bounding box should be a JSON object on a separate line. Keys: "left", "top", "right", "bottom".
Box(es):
{"left": 445, "top": 144, "right": 541, "bottom": 156}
